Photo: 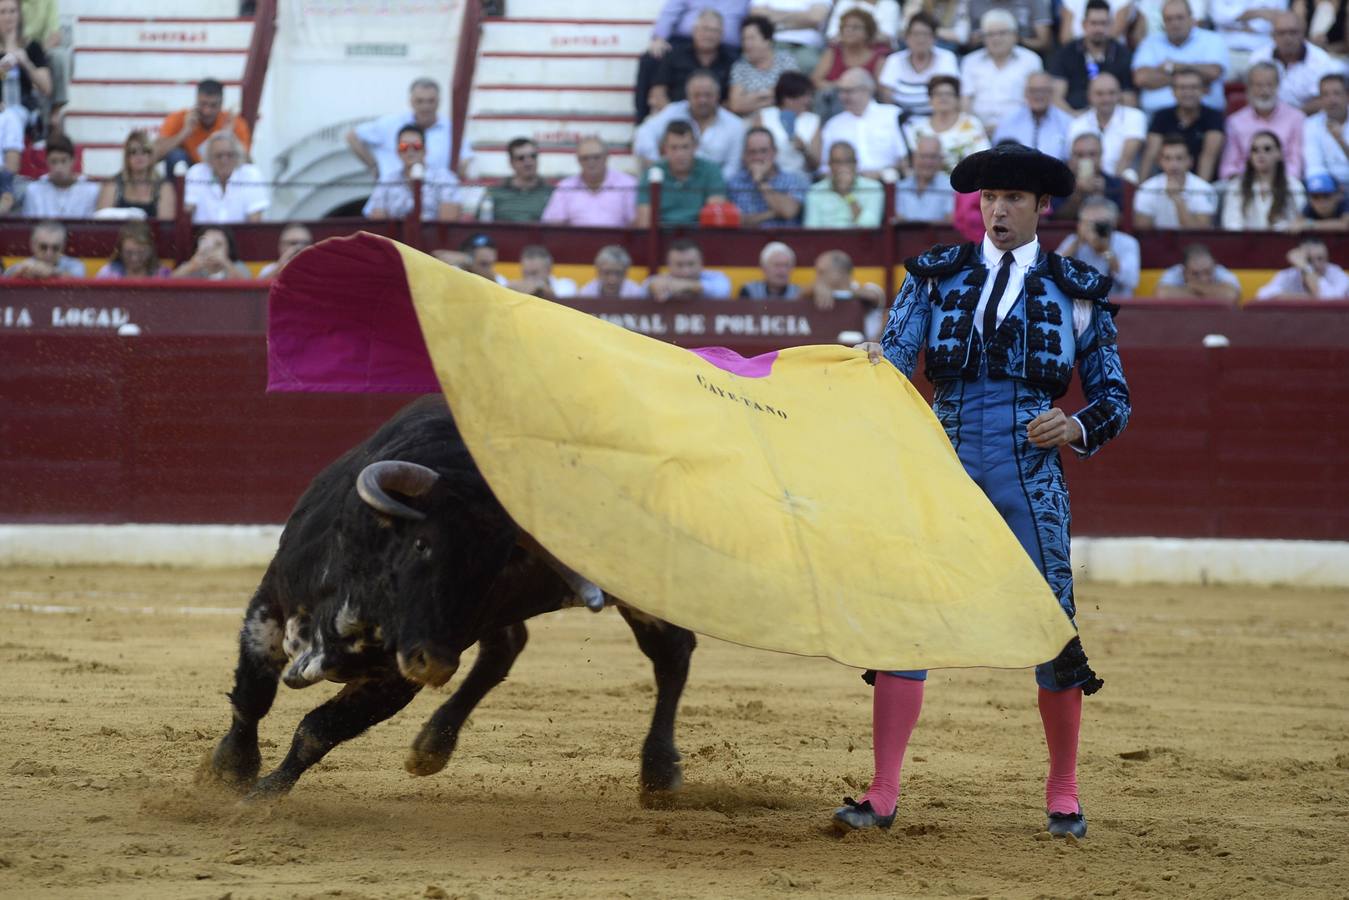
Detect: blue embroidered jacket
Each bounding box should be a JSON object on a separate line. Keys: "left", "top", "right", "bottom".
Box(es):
{"left": 882, "top": 241, "right": 1131, "bottom": 457}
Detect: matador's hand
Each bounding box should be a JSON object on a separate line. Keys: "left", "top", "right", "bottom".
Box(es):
{"left": 854, "top": 341, "right": 884, "bottom": 365}
{"left": 1027, "top": 408, "right": 1083, "bottom": 448}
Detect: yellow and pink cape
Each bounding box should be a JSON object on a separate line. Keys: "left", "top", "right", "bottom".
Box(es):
{"left": 269, "top": 234, "right": 1076, "bottom": 671}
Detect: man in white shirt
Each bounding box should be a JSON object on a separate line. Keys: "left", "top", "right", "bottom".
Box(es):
{"left": 960, "top": 9, "right": 1044, "bottom": 133}
{"left": 1255, "top": 238, "right": 1349, "bottom": 299}
{"left": 1067, "top": 73, "right": 1147, "bottom": 177}
{"left": 183, "top": 131, "right": 269, "bottom": 224}
{"left": 1303, "top": 73, "right": 1349, "bottom": 187}
{"left": 1056, "top": 195, "right": 1141, "bottom": 297}
{"left": 815, "top": 67, "right": 907, "bottom": 178}
{"left": 993, "top": 72, "right": 1076, "bottom": 160}
{"left": 636, "top": 71, "right": 746, "bottom": 182}
{"left": 1133, "top": 134, "right": 1219, "bottom": 228}
{"left": 1249, "top": 12, "right": 1346, "bottom": 113}
{"left": 1155, "top": 243, "right": 1243, "bottom": 301}
{"left": 346, "top": 77, "right": 469, "bottom": 180}
{"left": 21, "top": 135, "right": 100, "bottom": 219}
{"left": 509, "top": 245, "right": 577, "bottom": 300}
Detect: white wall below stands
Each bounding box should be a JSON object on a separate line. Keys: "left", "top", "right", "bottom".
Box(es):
{"left": 2, "top": 526, "right": 1346, "bottom": 588}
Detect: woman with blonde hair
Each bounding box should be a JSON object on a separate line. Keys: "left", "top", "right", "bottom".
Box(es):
{"left": 1220, "top": 130, "right": 1306, "bottom": 231}
{"left": 96, "top": 130, "right": 176, "bottom": 219}
{"left": 96, "top": 221, "right": 170, "bottom": 278}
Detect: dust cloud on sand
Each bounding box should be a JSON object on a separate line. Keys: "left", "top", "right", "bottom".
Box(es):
{"left": 1, "top": 566, "right": 1346, "bottom": 899}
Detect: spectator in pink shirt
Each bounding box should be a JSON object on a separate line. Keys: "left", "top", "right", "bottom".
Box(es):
{"left": 540, "top": 137, "right": 639, "bottom": 228}
{"left": 1220, "top": 61, "right": 1307, "bottom": 180}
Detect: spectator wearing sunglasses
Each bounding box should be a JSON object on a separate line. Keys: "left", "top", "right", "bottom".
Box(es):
{"left": 481, "top": 138, "right": 554, "bottom": 222}
{"left": 363, "top": 124, "right": 462, "bottom": 221}
{"left": 96, "top": 130, "right": 176, "bottom": 220}
{"left": 4, "top": 219, "right": 85, "bottom": 279}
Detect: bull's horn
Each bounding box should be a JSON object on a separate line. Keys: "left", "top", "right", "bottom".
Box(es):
{"left": 356, "top": 460, "right": 441, "bottom": 521}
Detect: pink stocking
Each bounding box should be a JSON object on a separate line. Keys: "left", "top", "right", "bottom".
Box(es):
{"left": 1038, "top": 686, "right": 1083, "bottom": 815}
{"left": 859, "top": 674, "right": 925, "bottom": 817}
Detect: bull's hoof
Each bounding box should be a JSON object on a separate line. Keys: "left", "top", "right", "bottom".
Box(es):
{"left": 406, "top": 725, "right": 458, "bottom": 777}
{"left": 405, "top": 747, "right": 450, "bottom": 777}
{"left": 241, "top": 771, "right": 294, "bottom": 804}
{"left": 199, "top": 736, "right": 262, "bottom": 792}
{"left": 640, "top": 743, "right": 684, "bottom": 794}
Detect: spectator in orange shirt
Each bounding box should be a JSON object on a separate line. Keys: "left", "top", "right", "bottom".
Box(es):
{"left": 152, "top": 78, "right": 251, "bottom": 173}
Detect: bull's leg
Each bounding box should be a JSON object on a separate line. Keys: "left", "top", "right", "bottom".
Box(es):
{"left": 406, "top": 622, "right": 529, "bottom": 776}
{"left": 204, "top": 587, "right": 287, "bottom": 791}
{"left": 246, "top": 674, "right": 421, "bottom": 801}
{"left": 618, "top": 606, "right": 695, "bottom": 794}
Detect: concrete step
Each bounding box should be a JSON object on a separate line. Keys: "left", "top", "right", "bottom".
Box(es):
{"left": 63, "top": 112, "right": 167, "bottom": 146}
{"left": 476, "top": 54, "right": 639, "bottom": 87}
{"left": 79, "top": 147, "right": 129, "bottom": 178}
{"left": 473, "top": 85, "right": 635, "bottom": 116}
{"left": 503, "top": 0, "right": 661, "bottom": 21}
{"left": 74, "top": 17, "right": 254, "bottom": 51}
{"left": 74, "top": 48, "right": 247, "bottom": 81}
{"left": 67, "top": 79, "right": 243, "bottom": 113}
{"left": 479, "top": 18, "right": 650, "bottom": 55}
{"left": 65, "top": 0, "right": 240, "bottom": 18}
{"left": 465, "top": 114, "right": 634, "bottom": 148}
{"left": 468, "top": 144, "right": 638, "bottom": 179}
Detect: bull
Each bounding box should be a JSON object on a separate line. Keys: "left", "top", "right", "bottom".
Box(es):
{"left": 204, "top": 395, "right": 695, "bottom": 801}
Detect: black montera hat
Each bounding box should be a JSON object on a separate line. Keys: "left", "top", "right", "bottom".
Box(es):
{"left": 950, "top": 143, "right": 1076, "bottom": 198}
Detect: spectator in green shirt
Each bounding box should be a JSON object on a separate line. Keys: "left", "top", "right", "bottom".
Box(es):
{"left": 803, "top": 140, "right": 884, "bottom": 228}
{"left": 636, "top": 120, "right": 729, "bottom": 227}
{"left": 482, "top": 138, "right": 554, "bottom": 222}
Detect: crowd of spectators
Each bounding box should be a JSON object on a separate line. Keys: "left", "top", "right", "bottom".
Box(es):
{"left": 5, "top": 0, "right": 1349, "bottom": 301}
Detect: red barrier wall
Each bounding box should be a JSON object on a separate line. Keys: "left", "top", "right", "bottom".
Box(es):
{"left": 2, "top": 293, "right": 1347, "bottom": 540}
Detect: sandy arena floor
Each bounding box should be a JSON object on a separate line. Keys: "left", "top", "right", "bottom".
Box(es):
{"left": 0, "top": 566, "right": 1346, "bottom": 899}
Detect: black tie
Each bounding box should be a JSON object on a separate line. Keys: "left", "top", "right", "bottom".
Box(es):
{"left": 982, "top": 252, "right": 1014, "bottom": 341}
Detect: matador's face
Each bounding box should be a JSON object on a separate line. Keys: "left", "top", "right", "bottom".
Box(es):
{"left": 981, "top": 189, "right": 1049, "bottom": 252}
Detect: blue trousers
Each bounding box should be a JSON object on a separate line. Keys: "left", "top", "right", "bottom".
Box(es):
{"left": 891, "top": 365, "right": 1082, "bottom": 692}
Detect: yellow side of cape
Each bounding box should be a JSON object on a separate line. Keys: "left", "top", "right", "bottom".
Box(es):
{"left": 395, "top": 240, "right": 1076, "bottom": 671}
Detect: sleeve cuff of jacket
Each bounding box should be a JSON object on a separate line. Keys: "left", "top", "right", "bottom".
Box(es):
{"left": 1069, "top": 414, "right": 1090, "bottom": 457}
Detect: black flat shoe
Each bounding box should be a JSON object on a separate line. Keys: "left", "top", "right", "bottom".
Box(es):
{"left": 832, "top": 796, "right": 896, "bottom": 831}
{"left": 1046, "top": 807, "right": 1087, "bottom": 839}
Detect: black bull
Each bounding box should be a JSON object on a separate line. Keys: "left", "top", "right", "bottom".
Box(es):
{"left": 203, "top": 396, "right": 696, "bottom": 801}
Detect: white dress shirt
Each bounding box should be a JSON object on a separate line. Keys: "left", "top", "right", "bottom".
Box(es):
{"left": 817, "top": 100, "right": 909, "bottom": 174}
{"left": 959, "top": 46, "right": 1044, "bottom": 132}
{"left": 974, "top": 235, "right": 1096, "bottom": 449}
{"left": 184, "top": 162, "right": 270, "bottom": 223}
{"left": 975, "top": 235, "right": 1094, "bottom": 336}
{"left": 354, "top": 114, "right": 465, "bottom": 179}
{"left": 1067, "top": 104, "right": 1148, "bottom": 175}
{"left": 1303, "top": 111, "right": 1349, "bottom": 187}
{"left": 976, "top": 235, "right": 1038, "bottom": 335}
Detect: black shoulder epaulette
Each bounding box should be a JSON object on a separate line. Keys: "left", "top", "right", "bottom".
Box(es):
{"left": 904, "top": 242, "right": 976, "bottom": 277}
{"left": 1047, "top": 252, "right": 1118, "bottom": 314}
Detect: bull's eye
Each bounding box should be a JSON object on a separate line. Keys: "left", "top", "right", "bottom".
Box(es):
{"left": 414, "top": 537, "right": 429, "bottom": 554}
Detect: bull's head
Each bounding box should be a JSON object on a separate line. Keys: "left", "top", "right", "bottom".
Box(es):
{"left": 345, "top": 458, "right": 518, "bottom": 686}
{"left": 279, "top": 597, "right": 391, "bottom": 689}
